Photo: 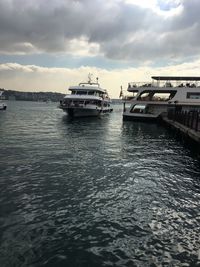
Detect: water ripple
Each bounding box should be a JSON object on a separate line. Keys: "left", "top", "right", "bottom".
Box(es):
{"left": 0, "top": 101, "right": 200, "bottom": 267}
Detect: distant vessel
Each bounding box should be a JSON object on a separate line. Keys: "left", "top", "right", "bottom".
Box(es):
{"left": 59, "top": 75, "right": 113, "bottom": 117}
{"left": 123, "top": 76, "right": 200, "bottom": 121}
{"left": 0, "top": 91, "right": 7, "bottom": 110}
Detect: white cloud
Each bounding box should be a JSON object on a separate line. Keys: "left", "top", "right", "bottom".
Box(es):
{"left": 124, "top": 0, "right": 183, "bottom": 17}
{"left": 124, "top": 0, "right": 157, "bottom": 9}
{"left": 67, "top": 37, "right": 101, "bottom": 57}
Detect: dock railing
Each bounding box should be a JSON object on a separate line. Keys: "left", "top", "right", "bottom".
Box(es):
{"left": 167, "top": 109, "right": 200, "bottom": 132}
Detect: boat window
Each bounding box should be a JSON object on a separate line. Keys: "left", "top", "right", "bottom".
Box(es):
{"left": 130, "top": 104, "right": 147, "bottom": 113}
{"left": 187, "top": 92, "right": 200, "bottom": 99}
{"left": 77, "top": 91, "right": 87, "bottom": 95}
{"left": 94, "top": 92, "right": 99, "bottom": 96}
{"left": 132, "top": 92, "right": 138, "bottom": 98}
{"left": 137, "top": 92, "right": 151, "bottom": 101}
{"left": 88, "top": 91, "right": 94, "bottom": 95}
{"left": 71, "top": 91, "right": 76, "bottom": 95}
{"left": 152, "top": 92, "right": 171, "bottom": 101}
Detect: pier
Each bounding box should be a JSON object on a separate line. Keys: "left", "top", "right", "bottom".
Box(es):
{"left": 162, "top": 110, "right": 200, "bottom": 149}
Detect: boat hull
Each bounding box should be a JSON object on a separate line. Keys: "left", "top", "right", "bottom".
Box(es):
{"left": 61, "top": 107, "right": 113, "bottom": 118}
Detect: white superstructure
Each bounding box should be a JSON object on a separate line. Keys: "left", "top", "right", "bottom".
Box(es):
{"left": 59, "top": 77, "right": 113, "bottom": 117}
{"left": 123, "top": 76, "right": 200, "bottom": 121}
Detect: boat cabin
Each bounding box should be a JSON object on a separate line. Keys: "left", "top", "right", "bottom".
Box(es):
{"left": 69, "top": 82, "right": 109, "bottom": 98}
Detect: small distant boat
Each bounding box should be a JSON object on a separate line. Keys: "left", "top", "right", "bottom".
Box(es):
{"left": 59, "top": 75, "right": 113, "bottom": 117}
{"left": 123, "top": 76, "right": 200, "bottom": 121}
{"left": 0, "top": 91, "right": 7, "bottom": 110}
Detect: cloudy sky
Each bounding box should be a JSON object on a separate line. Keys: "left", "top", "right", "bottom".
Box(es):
{"left": 0, "top": 0, "right": 200, "bottom": 97}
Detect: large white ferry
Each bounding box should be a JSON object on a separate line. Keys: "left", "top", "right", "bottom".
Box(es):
{"left": 59, "top": 76, "right": 113, "bottom": 117}
{"left": 0, "top": 91, "right": 7, "bottom": 110}
{"left": 123, "top": 76, "right": 200, "bottom": 121}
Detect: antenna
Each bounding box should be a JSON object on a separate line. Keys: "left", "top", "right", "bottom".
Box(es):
{"left": 88, "top": 73, "right": 93, "bottom": 84}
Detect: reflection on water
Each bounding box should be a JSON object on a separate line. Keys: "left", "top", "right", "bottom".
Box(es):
{"left": 0, "top": 101, "right": 200, "bottom": 267}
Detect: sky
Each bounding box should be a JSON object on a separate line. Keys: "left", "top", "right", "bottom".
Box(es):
{"left": 0, "top": 0, "right": 200, "bottom": 98}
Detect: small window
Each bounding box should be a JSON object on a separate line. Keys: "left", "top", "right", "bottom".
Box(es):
{"left": 187, "top": 92, "right": 200, "bottom": 99}
{"left": 152, "top": 93, "right": 171, "bottom": 101}
{"left": 138, "top": 92, "right": 150, "bottom": 101}
{"left": 77, "top": 91, "right": 87, "bottom": 95}
{"left": 131, "top": 104, "right": 146, "bottom": 113}
{"left": 88, "top": 91, "right": 94, "bottom": 95}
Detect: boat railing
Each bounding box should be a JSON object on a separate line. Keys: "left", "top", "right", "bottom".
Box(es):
{"left": 79, "top": 82, "right": 100, "bottom": 87}
{"left": 128, "top": 81, "right": 200, "bottom": 89}
{"left": 128, "top": 82, "right": 155, "bottom": 88}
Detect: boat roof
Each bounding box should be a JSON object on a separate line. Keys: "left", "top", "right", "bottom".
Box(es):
{"left": 152, "top": 76, "right": 200, "bottom": 81}
{"left": 69, "top": 83, "right": 107, "bottom": 93}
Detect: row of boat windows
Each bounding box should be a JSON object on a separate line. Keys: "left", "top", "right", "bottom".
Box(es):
{"left": 63, "top": 100, "right": 111, "bottom": 107}
{"left": 71, "top": 90, "right": 107, "bottom": 97}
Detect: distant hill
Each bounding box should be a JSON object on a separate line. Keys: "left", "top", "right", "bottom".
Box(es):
{"left": 0, "top": 88, "right": 124, "bottom": 103}
{"left": 0, "top": 88, "right": 65, "bottom": 102}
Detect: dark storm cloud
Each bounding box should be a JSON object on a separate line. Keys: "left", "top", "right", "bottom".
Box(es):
{"left": 0, "top": 0, "right": 200, "bottom": 63}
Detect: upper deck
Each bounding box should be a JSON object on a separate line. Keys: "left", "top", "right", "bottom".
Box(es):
{"left": 69, "top": 82, "right": 107, "bottom": 93}
{"left": 128, "top": 76, "right": 200, "bottom": 92}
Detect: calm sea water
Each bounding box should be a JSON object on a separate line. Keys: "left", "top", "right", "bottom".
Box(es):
{"left": 0, "top": 101, "right": 200, "bottom": 267}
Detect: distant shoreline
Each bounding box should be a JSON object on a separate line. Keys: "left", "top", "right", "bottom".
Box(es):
{"left": 0, "top": 88, "right": 65, "bottom": 102}
{"left": 1, "top": 88, "right": 122, "bottom": 103}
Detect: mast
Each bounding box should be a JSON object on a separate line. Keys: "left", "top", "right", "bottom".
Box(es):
{"left": 88, "top": 73, "right": 93, "bottom": 84}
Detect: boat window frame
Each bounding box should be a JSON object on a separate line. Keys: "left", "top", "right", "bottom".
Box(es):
{"left": 130, "top": 104, "right": 147, "bottom": 113}
{"left": 186, "top": 92, "right": 200, "bottom": 99}
{"left": 137, "top": 90, "right": 177, "bottom": 102}
{"left": 76, "top": 90, "right": 87, "bottom": 95}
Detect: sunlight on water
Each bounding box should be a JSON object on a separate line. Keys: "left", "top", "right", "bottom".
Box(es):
{"left": 0, "top": 101, "right": 200, "bottom": 267}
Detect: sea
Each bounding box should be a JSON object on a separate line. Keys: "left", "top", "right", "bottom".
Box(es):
{"left": 0, "top": 101, "right": 200, "bottom": 267}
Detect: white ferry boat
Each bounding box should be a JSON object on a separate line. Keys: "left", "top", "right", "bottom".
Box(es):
{"left": 123, "top": 76, "right": 200, "bottom": 121}
{"left": 0, "top": 91, "right": 7, "bottom": 110}
{"left": 59, "top": 76, "right": 113, "bottom": 117}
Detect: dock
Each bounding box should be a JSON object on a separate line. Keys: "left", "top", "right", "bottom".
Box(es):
{"left": 161, "top": 110, "right": 200, "bottom": 149}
